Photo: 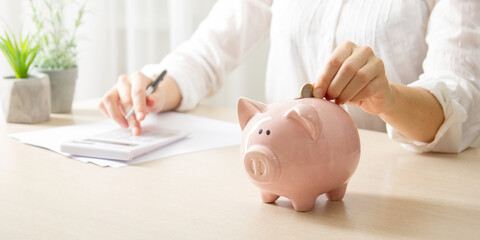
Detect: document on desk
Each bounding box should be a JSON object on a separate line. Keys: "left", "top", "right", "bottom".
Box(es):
{"left": 10, "top": 112, "right": 242, "bottom": 168}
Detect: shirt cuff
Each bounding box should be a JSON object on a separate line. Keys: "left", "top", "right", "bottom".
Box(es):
{"left": 140, "top": 60, "right": 199, "bottom": 112}
{"left": 386, "top": 76, "right": 467, "bottom": 153}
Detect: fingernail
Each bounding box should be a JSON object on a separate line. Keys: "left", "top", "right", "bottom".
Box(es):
{"left": 313, "top": 88, "right": 325, "bottom": 98}
{"left": 132, "top": 127, "right": 140, "bottom": 136}
{"left": 136, "top": 112, "right": 144, "bottom": 121}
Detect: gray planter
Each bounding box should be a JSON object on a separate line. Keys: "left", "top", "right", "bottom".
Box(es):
{"left": 35, "top": 67, "right": 78, "bottom": 113}
{"left": 0, "top": 73, "right": 51, "bottom": 123}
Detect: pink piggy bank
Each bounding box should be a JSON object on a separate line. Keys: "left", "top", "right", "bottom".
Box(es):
{"left": 237, "top": 97, "right": 360, "bottom": 211}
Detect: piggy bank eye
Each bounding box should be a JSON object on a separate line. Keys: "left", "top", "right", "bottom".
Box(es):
{"left": 266, "top": 130, "right": 271, "bottom": 135}
{"left": 258, "top": 129, "right": 263, "bottom": 134}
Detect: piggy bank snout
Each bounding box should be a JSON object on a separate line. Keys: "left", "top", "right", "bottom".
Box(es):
{"left": 244, "top": 145, "right": 280, "bottom": 183}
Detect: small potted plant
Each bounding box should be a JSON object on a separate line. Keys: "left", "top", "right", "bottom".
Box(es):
{"left": 29, "top": 0, "right": 87, "bottom": 113}
{"left": 0, "top": 29, "right": 51, "bottom": 123}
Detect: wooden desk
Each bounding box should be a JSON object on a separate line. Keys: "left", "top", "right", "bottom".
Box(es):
{"left": 1, "top": 100, "right": 479, "bottom": 240}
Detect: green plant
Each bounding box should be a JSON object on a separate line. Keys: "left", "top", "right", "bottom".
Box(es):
{"left": 0, "top": 30, "right": 40, "bottom": 78}
{"left": 29, "top": 0, "right": 87, "bottom": 69}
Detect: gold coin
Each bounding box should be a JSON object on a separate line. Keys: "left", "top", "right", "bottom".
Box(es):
{"left": 300, "top": 83, "right": 314, "bottom": 98}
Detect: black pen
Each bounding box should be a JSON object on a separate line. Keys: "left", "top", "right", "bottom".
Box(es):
{"left": 124, "top": 69, "right": 167, "bottom": 119}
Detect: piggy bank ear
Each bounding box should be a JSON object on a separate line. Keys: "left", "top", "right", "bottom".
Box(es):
{"left": 237, "top": 97, "right": 267, "bottom": 130}
{"left": 284, "top": 104, "right": 321, "bottom": 140}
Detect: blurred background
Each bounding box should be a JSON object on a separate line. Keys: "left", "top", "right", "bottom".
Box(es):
{"left": 0, "top": 0, "right": 269, "bottom": 109}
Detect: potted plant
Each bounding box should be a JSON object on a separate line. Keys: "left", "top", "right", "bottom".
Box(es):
{"left": 29, "top": 0, "right": 87, "bottom": 113}
{"left": 0, "top": 30, "right": 51, "bottom": 123}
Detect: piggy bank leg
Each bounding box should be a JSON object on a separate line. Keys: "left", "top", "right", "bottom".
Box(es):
{"left": 290, "top": 197, "right": 317, "bottom": 212}
{"left": 261, "top": 192, "right": 280, "bottom": 203}
{"left": 325, "top": 182, "right": 348, "bottom": 201}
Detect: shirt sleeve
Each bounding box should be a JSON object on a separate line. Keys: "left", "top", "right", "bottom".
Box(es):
{"left": 141, "top": 0, "right": 272, "bottom": 111}
{"left": 386, "top": 0, "right": 480, "bottom": 153}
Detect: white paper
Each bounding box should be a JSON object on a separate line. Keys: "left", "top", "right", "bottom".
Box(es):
{"left": 10, "top": 112, "right": 242, "bottom": 168}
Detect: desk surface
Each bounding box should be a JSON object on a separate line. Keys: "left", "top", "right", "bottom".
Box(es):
{"left": 1, "top": 100, "right": 479, "bottom": 240}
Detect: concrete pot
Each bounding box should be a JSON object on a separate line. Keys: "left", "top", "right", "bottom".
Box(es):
{"left": 0, "top": 73, "right": 51, "bottom": 123}
{"left": 35, "top": 67, "right": 78, "bottom": 113}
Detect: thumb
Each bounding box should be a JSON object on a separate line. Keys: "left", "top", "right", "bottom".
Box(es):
{"left": 146, "top": 89, "right": 166, "bottom": 113}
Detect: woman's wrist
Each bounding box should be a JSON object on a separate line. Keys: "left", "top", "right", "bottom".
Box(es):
{"left": 160, "top": 75, "right": 182, "bottom": 112}
{"left": 378, "top": 83, "right": 400, "bottom": 116}
{"left": 378, "top": 83, "right": 444, "bottom": 143}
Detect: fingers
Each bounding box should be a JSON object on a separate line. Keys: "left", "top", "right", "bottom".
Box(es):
{"left": 99, "top": 72, "right": 177, "bottom": 136}
{"left": 98, "top": 100, "right": 110, "bottom": 118}
{"left": 145, "top": 79, "right": 167, "bottom": 113}
{"left": 146, "top": 92, "right": 165, "bottom": 113}
{"left": 314, "top": 41, "right": 387, "bottom": 108}
{"left": 130, "top": 71, "right": 152, "bottom": 121}
{"left": 326, "top": 52, "right": 369, "bottom": 100}
{"left": 127, "top": 117, "right": 142, "bottom": 136}
{"left": 314, "top": 41, "right": 355, "bottom": 98}
{"left": 349, "top": 76, "right": 385, "bottom": 103}
{"left": 335, "top": 59, "right": 379, "bottom": 104}
{"left": 116, "top": 74, "right": 142, "bottom": 134}
{"left": 99, "top": 74, "right": 144, "bottom": 136}
{"left": 116, "top": 74, "right": 133, "bottom": 110}
{"left": 100, "top": 89, "right": 128, "bottom": 128}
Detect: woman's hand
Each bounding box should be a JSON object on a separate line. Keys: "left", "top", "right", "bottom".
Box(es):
{"left": 313, "top": 41, "right": 393, "bottom": 115}
{"left": 314, "top": 41, "right": 444, "bottom": 143}
{"left": 99, "top": 71, "right": 182, "bottom": 135}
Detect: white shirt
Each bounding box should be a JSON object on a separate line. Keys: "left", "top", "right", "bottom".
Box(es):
{"left": 142, "top": 0, "right": 480, "bottom": 153}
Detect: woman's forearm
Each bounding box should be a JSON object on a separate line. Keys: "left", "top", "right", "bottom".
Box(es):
{"left": 379, "top": 83, "right": 444, "bottom": 143}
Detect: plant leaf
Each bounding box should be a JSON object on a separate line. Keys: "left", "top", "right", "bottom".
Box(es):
{"left": 0, "top": 29, "right": 39, "bottom": 78}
